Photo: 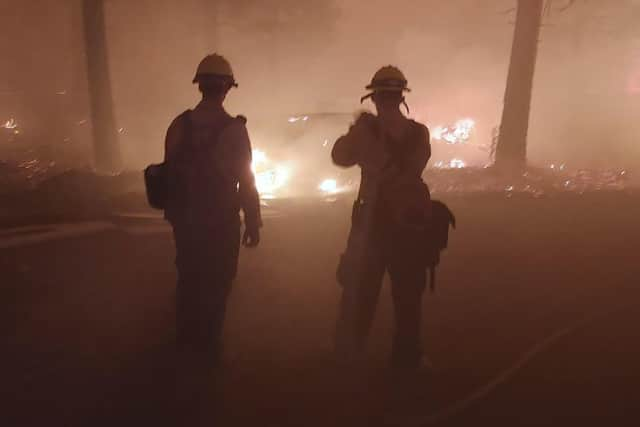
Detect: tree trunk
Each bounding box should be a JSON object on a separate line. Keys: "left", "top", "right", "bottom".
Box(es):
{"left": 495, "top": 0, "right": 544, "bottom": 172}
{"left": 82, "top": 0, "right": 121, "bottom": 173}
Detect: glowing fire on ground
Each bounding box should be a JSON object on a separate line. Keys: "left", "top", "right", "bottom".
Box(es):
{"left": 432, "top": 118, "right": 475, "bottom": 144}
{"left": 251, "top": 149, "right": 290, "bottom": 198}
{"left": 251, "top": 148, "right": 348, "bottom": 199}
{"left": 318, "top": 178, "right": 339, "bottom": 194}
{"left": 251, "top": 149, "right": 268, "bottom": 172}
{"left": 434, "top": 158, "right": 467, "bottom": 169}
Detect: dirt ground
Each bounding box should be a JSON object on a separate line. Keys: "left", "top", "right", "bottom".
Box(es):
{"left": 3, "top": 192, "right": 640, "bottom": 426}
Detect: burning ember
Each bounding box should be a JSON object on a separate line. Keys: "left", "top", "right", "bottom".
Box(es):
{"left": 3, "top": 119, "right": 18, "bottom": 129}
{"left": 287, "top": 115, "right": 310, "bottom": 123}
{"left": 425, "top": 166, "right": 630, "bottom": 196}
{"left": 2, "top": 118, "right": 20, "bottom": 135}
{"left": 433, "top": 158, "right": 467, "bottom": 169}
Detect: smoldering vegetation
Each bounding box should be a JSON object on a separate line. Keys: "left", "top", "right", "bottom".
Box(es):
{"left": 0, "top": 0, "right": 639, "bottom": 223}
{"left": 3, "top": 3, "right": 640, "bottom": 425}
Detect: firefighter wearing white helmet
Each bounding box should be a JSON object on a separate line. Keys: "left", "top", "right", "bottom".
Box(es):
{"left": 332, "top": 65, "right": 435, "bottom": 374}
{"left": 360, "top": 65, "right": 411, "bottom": 113}
{"left": 164, "top": 53, "right": 261, "bottom": 423}
{"left": 192, "top": 53, "right": 238, "bottom": 86}
{"left": 366, "top": 65, "right": 410, "bottom": 91}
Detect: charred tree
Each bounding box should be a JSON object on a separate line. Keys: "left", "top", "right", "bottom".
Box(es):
{"left": 495, "top": 0, "right": 545, "bottom": 172}
{"left": 82, "top": 0, "right": 121, "bottom": 173}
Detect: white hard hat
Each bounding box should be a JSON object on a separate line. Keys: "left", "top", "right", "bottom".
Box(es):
{"left": 360, "top": 65, "right": 411, "bottom": 113}
{"left": 192, "top": 54, "right": 237, "bottom": 86}
{"left": 365, "top": 65, "right": 410, "bottom": 92}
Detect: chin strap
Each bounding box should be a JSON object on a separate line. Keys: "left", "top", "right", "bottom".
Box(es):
{"left": 360, "top": 93, "right": 373, "bottom": 104}
{"left": 360, "top": 93, "right": 410, "bottom": 115}
{"left": 402, "top": 99, "right": 410, "bottom": 115}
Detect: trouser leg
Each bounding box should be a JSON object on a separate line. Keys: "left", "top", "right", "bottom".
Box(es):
{"left": 176, "top": 274, "right": 232, "bottom": 365}
{"left": 335, "top": 254, "right": 386, "bottom": 359}
{"left": 175, "top": 277, "right": 230, "bottom": 426}
{"left": 172, "top": 225, "right": 239, "bottom": 425}
{"left": 388, "top": 253, "right": 427, "bottom": 370}
{"left": 173, "top": 225, "right": 239, "bottom": 363}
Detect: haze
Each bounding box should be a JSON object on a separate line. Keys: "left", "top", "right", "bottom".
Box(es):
{"left": 2, "top": 0, "right": 639, "bottom": 169}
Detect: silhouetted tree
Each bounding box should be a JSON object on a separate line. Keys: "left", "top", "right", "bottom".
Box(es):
{"left": 495, "top": 0, "right": 578, "bottom": 173}
{"left": 494, "top": 0, "right": 544, "bottom": 172}
{"left": 82, "top": 0, "right": 121, "bottom": 173}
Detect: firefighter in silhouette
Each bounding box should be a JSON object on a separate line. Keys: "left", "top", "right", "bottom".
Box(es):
{"left": 163, "top": 54, "right": 261, "bottom": 419}
{"left": 332, "top": 66, "right": 432, "bottom": 373}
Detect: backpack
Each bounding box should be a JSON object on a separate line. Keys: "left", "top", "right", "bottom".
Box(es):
{"left": 144, "top": 163, "right": 168, "bottom": 210}
{"left": 144, "top": 110, "right": 238, "bottom": 213}
{"left": 144, "top": 110, "right": 193, "bottom": 211}
{"left": 423, "top": 200, "right": 456, "bottom": 292}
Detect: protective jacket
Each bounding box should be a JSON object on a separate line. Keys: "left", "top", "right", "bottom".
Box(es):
{"left": 163, "top": 108, "right": 261, "bottom": 231}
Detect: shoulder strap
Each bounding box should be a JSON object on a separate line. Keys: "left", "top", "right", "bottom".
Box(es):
{"left": 181, "top": 109, "right": 193, "bottom": 149}
{"left": 170, "top": 109, "right": 193, "bottom": 158}
{"left": 210, "top": 114, "right": 237, "bottom": 148}
{"left": 180, "top": 109, "right": 235, "bottom": 154}
{"left": 429, "top": 267, "right": 436, "bottom": 293}
{"left": 211, "top": 114, "right": 247, "bottom": 144}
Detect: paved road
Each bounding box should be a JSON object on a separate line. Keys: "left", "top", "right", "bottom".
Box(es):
{"left": 2, "top": 194, "right": 639, "bottom": 426}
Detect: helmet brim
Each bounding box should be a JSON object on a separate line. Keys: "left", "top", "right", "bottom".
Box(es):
{"left": 360, "top": 90, "right": 409, "bottom": 103}
{"left": 364, "top": 84, "right": 411, "bottom": 92}
{"left": 192, "top": 74, "right": 238, "bottom": 87}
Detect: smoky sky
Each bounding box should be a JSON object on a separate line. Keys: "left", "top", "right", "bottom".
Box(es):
{"left": 1, "top": 0, "right": 639, "bottom": 170}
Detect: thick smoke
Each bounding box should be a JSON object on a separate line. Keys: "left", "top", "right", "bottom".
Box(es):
{"left": 2, "top": 0, "right": 639, "bottom": 170}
